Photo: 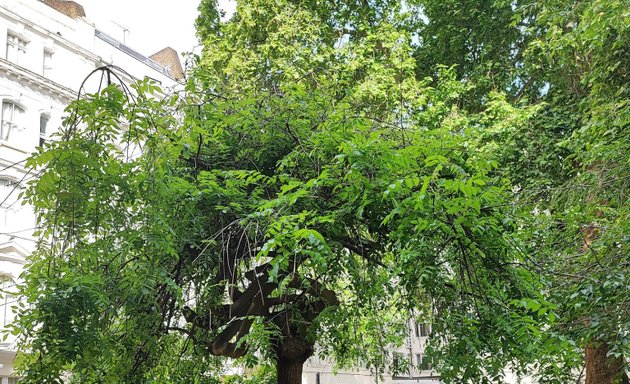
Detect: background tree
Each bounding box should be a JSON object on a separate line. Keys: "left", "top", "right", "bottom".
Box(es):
{"left": 391, "top": 0, "right": 628, "bottom": 381}
{"left": 523, "top": 1, "right": 628, "bottom": 382}
{"left": 477, "top": 0, "right": 629, "bottom": 382}
{"left": 411, "top": 0, "right": 535, "bottom": 110}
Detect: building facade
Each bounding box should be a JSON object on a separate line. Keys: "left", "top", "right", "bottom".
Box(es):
{"left": 0, "top": 0, "right": 182, "bottom": 381}
{"left": 303, "top": 320, "right": 440, "bottom": 384}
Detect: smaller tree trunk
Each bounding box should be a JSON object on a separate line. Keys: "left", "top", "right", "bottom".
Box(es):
{"left": 585, "top": 341, "right": 629, "bottom": 384}
{"left": 277, "top": 357, "right": 305, "bottom": 384}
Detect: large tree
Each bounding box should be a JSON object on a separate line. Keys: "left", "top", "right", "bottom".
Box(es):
{"left": 13, "top": 2, "right": 544, "bottom": 383}
{"left": 13, "top": 0, "right": 627, "bottom": 383}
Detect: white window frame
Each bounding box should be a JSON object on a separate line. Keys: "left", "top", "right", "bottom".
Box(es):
{"left": 417, "top": 322, "right": 430, "bottom": 337}
{"left": 1, "top": 100, "right": 26, "bottom": 142}
{"left": 0, "top": 275, "right": 17, "bottom": 328}
{"left": 43, "top": 49, "right": 54, "bottom": 76}
{"left": 6, "top": 33, "right": 27, "bottom": 65}
{"left": 40, "top": 113, "right": 50, "bottom": 146}
{"left": 0, "top": 176, "right": 21, "bottom": 213}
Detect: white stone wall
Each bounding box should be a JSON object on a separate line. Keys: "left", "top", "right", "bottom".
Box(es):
{"left": 0, "top": 0, "right": 180, "bottom": 380}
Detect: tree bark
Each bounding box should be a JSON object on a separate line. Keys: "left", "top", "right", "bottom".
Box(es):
{"left": 585, "top": 341, "right": 629, "bottom": 384}
{"left": 273, "top": 334, "right": 313, "bottom": 384}
{"left": 277, "top": 357, "right": 305, "bottom": 384}
{"left": 581, "top": 209, "right": 628, "bottom": 384}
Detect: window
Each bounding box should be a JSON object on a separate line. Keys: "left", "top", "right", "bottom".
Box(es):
{"left": 0, "top": 178, "right": 17, "bottom": 186}
{"left": 392, "top": 352, "right": 410, "bottom": 376}
{"left": 417, "top": 322, "right": 430, "bottom": 337}
{"left": 0, "top": 276, "right": 17, "bottom": 327}
{"left": 417, "top": 353, "right": 431, "bottom": 371}
{"left": 1, "top": 101, "right": 25, "bottom": 141}
{"left": 40, "top": 113, "right": 49, "bottom": 146}
{"left": 0, "top": 176, "right": 26, "bottom": 228}
{"left": 0, "top": 177, "right": 20, "bottom": 222}
{"left": 43, "top": 49, "right": 53, "bottom": 76}
{"left": 6, "top": 33, "right": 27, "bottom": 65}
{"left": 1, "top": 176, "right": 20, "bottom": 207}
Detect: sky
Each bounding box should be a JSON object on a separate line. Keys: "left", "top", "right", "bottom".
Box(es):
{"left": 79, "top": 0, "right": 236, "bottom": 59}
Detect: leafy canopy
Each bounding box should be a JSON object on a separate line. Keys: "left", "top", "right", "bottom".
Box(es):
{"left": 13, "top": 0, "right": 628, "bottom": 383}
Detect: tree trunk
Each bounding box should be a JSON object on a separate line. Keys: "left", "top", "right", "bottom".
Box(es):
{"left": 581, "top": 212, "right": 628, "bottom": 384}
{"left": 585, "top": 341, "right": 629, "bottom": 384}
{"left": 273, "top": 334, "right": 313, "bottom": 384}
{"left": 277, "top": 357, "right": 305, "bottom": 384}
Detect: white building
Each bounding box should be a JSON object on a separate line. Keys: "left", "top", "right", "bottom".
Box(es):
{"left": 0, "top": 0, "right": 183, "bottom": 381}
{"left": 303, "top": 320, "right": 440, "bottom": 384}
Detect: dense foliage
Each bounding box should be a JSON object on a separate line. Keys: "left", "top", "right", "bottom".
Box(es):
{"left": 11, "top": 0, "right": 628, "bottom": 383}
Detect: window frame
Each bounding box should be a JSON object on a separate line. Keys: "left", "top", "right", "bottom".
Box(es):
{"left": 416, "top": 352, "right": 432, "bottom": 371}
{"left": 6, "top": 33, "right": 28, "bottom": 65}
{"left": 0, "top": 175, "right": 21, "bottom": 212}
{"left": 417, "top": 322, "right": 430, "bottom": 337}
{"left": 43, "top": 48, "right": 54, "bottom": 76}
{"left": 39, "top": 113, "right": 50, "bottom": 146}
{"left": 1, "top": 100, "right": 26, "bottom": 142}
{"left": 0, "top": 275, "right": 17, "bottom": 328}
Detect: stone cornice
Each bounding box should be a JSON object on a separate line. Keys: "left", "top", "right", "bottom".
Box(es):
{"left": 0, "top": 242, "right": 29, "bottom": 264}
{"left": 0, "top": 58, "right": 76, "bottom": 102}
